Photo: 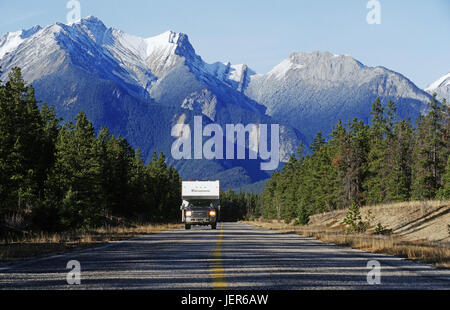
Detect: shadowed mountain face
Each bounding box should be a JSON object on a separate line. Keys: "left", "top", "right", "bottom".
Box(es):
{"left": 0, "top": 17, "right": 433, "bottom": 189}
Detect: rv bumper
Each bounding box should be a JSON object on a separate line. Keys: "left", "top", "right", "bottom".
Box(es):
{"left": 185, "top": 216, "right": 216, "bottom": 225}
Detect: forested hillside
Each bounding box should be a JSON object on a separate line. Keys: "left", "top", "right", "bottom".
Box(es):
{"left": 0, "top": 67, "right": 182, "bottom": 234}
{"left": 260, "top": 96, "right": 450, "bottom": 224}
{"left": 2, "top": 66, "right": 449, "bottom": 235}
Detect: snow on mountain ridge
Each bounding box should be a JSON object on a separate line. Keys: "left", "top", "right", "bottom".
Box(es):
{"left": 144, "top": 31, "right": 180, "bottom": 57}
{"left": 0, "top": 31, "right": 24, "bottom": 59}
{"left": 0, "top": 15, "right": 436, "bottom": 106}
{"left": 259, "top": 51, "right": 369, "bottom": 84}
{"left": 0, "top": 16, "right": 257, "bottom": 97}
{"left": 0, "top": 16, "right": 433, "bottom": 127}
{"left": 0, "top": 25, "right": 43, "bottom": 59}
{"left": 267, "top": 57, "right": 304, "bottom": 79}
{"left": 426, "top": 72, "right": 450, "bottom": 92}
{"left": 425, "top": 72, "right": 450, "bottom": 103}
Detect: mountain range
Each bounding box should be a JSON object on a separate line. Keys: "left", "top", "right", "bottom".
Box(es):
{"left": 0, "top": 16, "right": 440, "bottom": 190}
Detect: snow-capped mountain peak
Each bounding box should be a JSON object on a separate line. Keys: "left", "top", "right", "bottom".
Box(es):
{"left": 243, "top": 50, "right": 431, "bottom": 142}
{"left": 145, "top": 31, "right": 181, "bottom": 48}
{"left": 426, "top": 72, "right": 450, "bottom": 92}
{"left": 426, "top": 72, "right": 450, "bottom": 103}
{"left": 263, "top": 51, "right": 366, "bottom": 81}
{"left": 143, "top": 30, "right": 194, "bottom": 59}
{"left": 66, "top": 15, "right": 104, "bottom": 27}
{"left": 80, "top": 15, "right": 103, "bottom": 24}
{"left": 267, "top": 56, "right": 304, "bottom": 79}
{"left": 62, "top": 15, "right": 109, "bottom": 44}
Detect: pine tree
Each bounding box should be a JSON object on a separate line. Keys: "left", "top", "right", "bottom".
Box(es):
{"left": 261, "top": 171, "right": 280, "bottom": 219}
{"left": 37, "top": 103, "right": 60, "bottom": 196}
{"left": 166, "top": 166, "right": 182, "bottom": 221}
{"left": 385, "top": 119, "right": 414, "bottom": 201}
{"left": 412, "top": 95, "right": 446, "bottom": 200}
{"left": 50, "top": 111, "right": 102, "bottom": 229}
{"left": 279, "top": 153, "right": 299, "bottom": 222}
{"left": 28, "top": 103, "right": 61, "bottom": 231}
{"left": 309, "top": 132, "right": 339, "bottom": 212}
{"left": 104, "top": 133, "right": 134, "bottom": 218}
{"left": 365, "top": 98, "right": 388, "bottom": 204}
{"left": 439, "top": 157, "right": 450, "bottom": 199}
{"left": 342, "top": 201, "right": 369, "bottom": 233}
{"left": 128, "top": 148, "right": 148, "bottom": 217}
{"left": 339, "top": 119, "right": 370, "bottom": 206}
{"left": 442, "top": 99, "right": 450, "bottom": 178}
{"left": 0, "top": 68, "right": 45, "bottom": 218}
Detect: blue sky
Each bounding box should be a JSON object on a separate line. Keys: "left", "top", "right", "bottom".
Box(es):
{"left": 0, "top": 0, "right": 449, "bottom": 88}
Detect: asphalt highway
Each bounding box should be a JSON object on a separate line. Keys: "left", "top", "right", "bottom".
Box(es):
{"left": 0, "top": 223, "right": 449, "bottom": 290}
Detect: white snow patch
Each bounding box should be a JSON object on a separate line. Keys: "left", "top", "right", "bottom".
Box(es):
{"left": 426, "top": 72, "right": 450, "bottom": 92}
{"left": 267, "top": 58, "right": 304, "bottom": 79}
{"left": 112, "top": 30, "right": 149, "bottom": 59}
{"left": 0, "top": 30, "right": 24, "bottom": 59}
{"left": 144, "top": 31, "right": 179, "bottom": 58}
{"left": 107, "top": 29, "right": 182, "bottom": 64}
{"left": 229, "top": 64, "right": 246, "bottom": 83}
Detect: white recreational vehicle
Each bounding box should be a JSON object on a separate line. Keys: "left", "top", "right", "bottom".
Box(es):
{"left": 181, "top": 181, "right": 220, "bottom": 230}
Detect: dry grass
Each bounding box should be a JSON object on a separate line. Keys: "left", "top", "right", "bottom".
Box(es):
{"left": 245, "top": 220, "right": 450, "bottom": 268}
{"left": 308, "top": 200, "right": 450, "bottom": 242}
{"left": 0, "top": 223, "right": 182, "bottom": 262}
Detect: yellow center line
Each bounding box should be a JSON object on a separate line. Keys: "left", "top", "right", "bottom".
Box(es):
{"left": 211, "top": 223, "right": 227, "bottom": 290}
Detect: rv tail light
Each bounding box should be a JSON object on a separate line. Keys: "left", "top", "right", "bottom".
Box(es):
{"left": 209, "top": 210, "right": 216, "bottom": 217}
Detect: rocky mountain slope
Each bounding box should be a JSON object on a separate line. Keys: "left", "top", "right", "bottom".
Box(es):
{"left": 243, "top": 52, "right": 432, "bottom": 141}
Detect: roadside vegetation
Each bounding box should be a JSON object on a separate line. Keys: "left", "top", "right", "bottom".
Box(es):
{"left": 0, "top": 67, "right": 182, "bottom": 250}
{"left": 245, "top": 200, "right": 450, "bottom": 268}
{"left": 0, "top": 222, "right": 182, "bottom": 262}
{"left": 247, "top": 219, "right": 450, "bottom": 268}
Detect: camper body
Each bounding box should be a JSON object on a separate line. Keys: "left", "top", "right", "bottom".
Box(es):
{"left": 181, "top": 181, "right": 220, "bottom": 230}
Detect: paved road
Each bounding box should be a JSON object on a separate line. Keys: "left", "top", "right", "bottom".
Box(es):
{"left": 0, "top": 223, "right": 449, "bottom": 290}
